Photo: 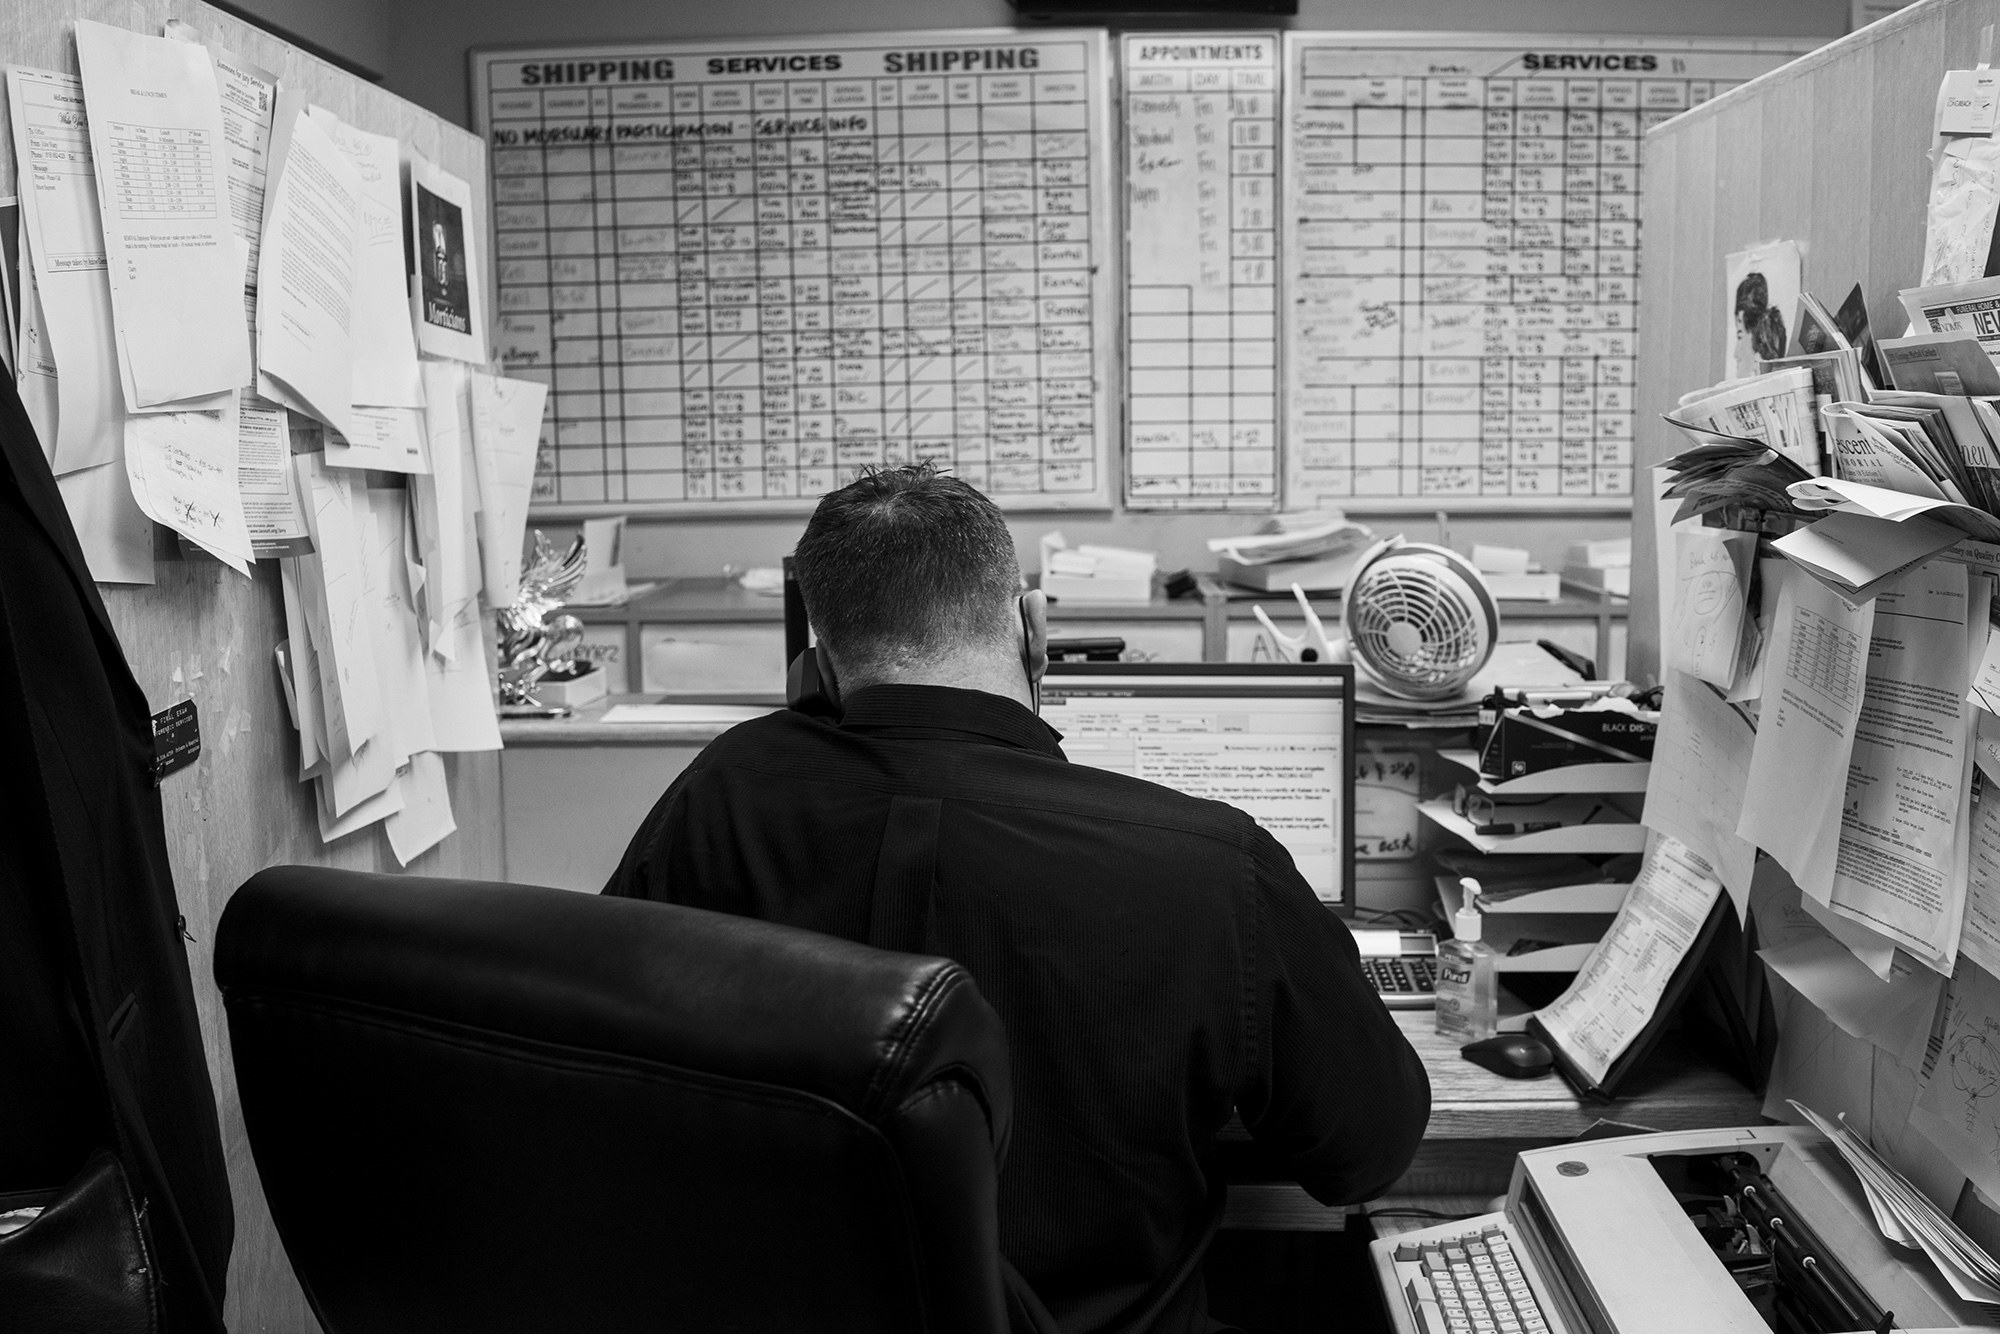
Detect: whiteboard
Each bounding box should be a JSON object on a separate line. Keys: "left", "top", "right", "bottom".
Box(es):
{"left": 1121, "top": 33, "right": 1281, "bottom": 512}
{"left": 1283, "top": 33, "right": 1814, "bottom": 513}
{"left": 472, "top": 31, "right": 1117, "bottom": 516}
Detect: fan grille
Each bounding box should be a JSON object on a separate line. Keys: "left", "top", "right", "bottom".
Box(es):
{"left": 1346, "top": 558, "right": 1488, "bottom": 699}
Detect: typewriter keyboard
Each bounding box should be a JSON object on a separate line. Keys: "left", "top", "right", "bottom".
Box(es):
{"left": 1391, "top": 1225, "right": 1551, "bottom": 1334}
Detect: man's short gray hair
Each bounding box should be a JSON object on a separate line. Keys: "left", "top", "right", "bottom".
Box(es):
{"left": 792, "top": 464, "right": 1021, "bottom": 678}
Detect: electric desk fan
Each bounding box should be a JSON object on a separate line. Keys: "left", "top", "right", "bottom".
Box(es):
{"left": 1255, "top": 536, "right": 1500, "bottom": 699}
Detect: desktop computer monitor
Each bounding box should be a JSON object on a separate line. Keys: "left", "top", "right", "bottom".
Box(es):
{"left": 1040, "top": 663, "right": 1355, "bottom": 911}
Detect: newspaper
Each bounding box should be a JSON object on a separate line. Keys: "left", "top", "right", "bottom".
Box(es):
{"left": 1673, "top": 368, "right": 1819, "bottom": 470}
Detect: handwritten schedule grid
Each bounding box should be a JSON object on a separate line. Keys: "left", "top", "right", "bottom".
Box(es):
{"left": 1284, "top": 37, "right": 1804, "bottom": 510}
{"left": 1122, "top": 37, "right": 1280, "bottom": 511}
{"left": 479, "top": 33, "right": 1114, "bottom": 513}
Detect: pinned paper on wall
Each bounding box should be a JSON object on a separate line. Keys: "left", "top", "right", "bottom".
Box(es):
{"left": 1725, "top": 240, "right": 1803, "bottom": 382}
{"left": 1912, "top": 958, "right": 2000, "bottom": 1207}
{"left": 256, "top": 103, "right": 359, "bottom": 437}
{"left": 8, "top": 67, "right": 123, "bottom": 475}
{"left": 123, "top": 398, "right": 252, "bottom": 574}
{"left": 1738, "top": 562, "right": 1875, "bottom": 902}
{"left": 58, "top": 458, "right": 152, "bottom": 585}
{"left": 1665, "top": 527, "right": 1755, "bottom": 688}
{"left": 325, "top": 119, "right": 423, "bottom": 409}
{"left": 73, "top": 21, "right": 250, "bottom": 410}
{"left": 406, "top": 149, "right": 486, "bottom": 366}
{"left": 469, "top": 372, "right": 548, "bottom": 606}
{"left": 1826, "top": 561, "right": 1980, "bottom": 972}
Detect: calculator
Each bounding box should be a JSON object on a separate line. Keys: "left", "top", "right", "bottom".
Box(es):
{"left": 1350, "top": 930, "right": 1440, "bottom": 1009}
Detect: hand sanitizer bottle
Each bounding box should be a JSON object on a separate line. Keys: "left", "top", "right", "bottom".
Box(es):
{"left": 1435, "top": 878, "right": 1498, "bottom": 1043}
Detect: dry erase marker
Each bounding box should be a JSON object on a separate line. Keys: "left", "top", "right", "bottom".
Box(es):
{"left": 1473, "top": 819, "right": 1563, "bottom": 836}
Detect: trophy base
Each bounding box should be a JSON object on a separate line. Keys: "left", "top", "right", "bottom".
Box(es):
{"left": 535, "top": 665, "right": 608, "bottom": 708}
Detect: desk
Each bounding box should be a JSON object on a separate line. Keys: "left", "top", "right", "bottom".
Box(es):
{"left": 501, "top": 700, "right": 1760, "bottom": 1232}
{"left": 1219, "top": 1011, "right": 1764, "bottom": 1231}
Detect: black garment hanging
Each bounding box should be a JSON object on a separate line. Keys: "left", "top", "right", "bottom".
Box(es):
{"left": 0, "top": 374, "right": 232, "bottom": 1330}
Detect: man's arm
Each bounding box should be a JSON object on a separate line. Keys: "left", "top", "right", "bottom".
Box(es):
{"left": 1236, "top": 830, "right": 1431, "bottom": 1206}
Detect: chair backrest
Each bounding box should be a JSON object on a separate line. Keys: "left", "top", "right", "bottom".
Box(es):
{"left": 216, "top": 867, "right": 1016, "bottom": 1334}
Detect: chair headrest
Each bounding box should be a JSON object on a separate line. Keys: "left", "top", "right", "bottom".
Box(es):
{"left": 216, "top": 867, "right": 1010, "bottom": 1136}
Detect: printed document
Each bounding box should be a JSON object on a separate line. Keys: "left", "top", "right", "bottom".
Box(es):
{"left": 8, "top": 67, "right": 121, "bottom": 473}
{"left": 324, "top": 405, "right": 427, "bottom": 473}
{"left": 324, "top": 120, "right": 422, "bottom": 408}
{"left": 122, "top": 398, "right": 253, "bottom": 574}
{"left": 164, "top": 23, "right": 276, "bottom": 276}
{"left": 74, "top": 21, "right": 249, "bottom": 409}
{"left": 1828, "top": 561, "right": 1978, "bottom": 970}
{"left": 1642, "top": 671, "right": 1758, "bottom": 915}
{"left": 1964, "top": 773, "right": 2000, "bottom": 980}
{"left": 237, "top": 396, "right": 309, "bottom": 559}
{"left": 1535, "top": 836, "right": 1724, "bottom": 1087}
{"left": 256, "top": 105, "right": 358, "bottom": 437}
{"left": 1738, "top": 562, "right": 1876, "bottom": 902}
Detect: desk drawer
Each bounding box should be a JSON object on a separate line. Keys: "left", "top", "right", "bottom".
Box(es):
{"left": 639, "top": 623, "right": 787, "bottom": 694}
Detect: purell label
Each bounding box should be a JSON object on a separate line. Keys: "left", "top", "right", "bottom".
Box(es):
{"left": 1439, "top": 960, "right": 1473, "bottom": 987}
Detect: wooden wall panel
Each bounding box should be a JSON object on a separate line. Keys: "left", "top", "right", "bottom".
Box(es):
{"left": 0, "top": 4, "right": 500, "bottom": 1329}
{"left": 1633, "top": 0, "right": 1990, "bottom": 680}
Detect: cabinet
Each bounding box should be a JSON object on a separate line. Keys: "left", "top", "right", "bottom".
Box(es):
{"left": 572, "top": 575, "right": 1627, "bottom": 689}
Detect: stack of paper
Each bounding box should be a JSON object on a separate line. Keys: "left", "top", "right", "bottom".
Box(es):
{"left": 1788, "top": 476, "right": 2000, "bottom": 544}
{"left": 1673, "top": 368, "right": 1821, "bottom": 472}
{"left": 1469, "top": 543, "right": 1560, "bottom": 601}
{"left": 1039, "top": 532, "right": 1157, "bottom": 602}
{"left": 1209, "top": 512, "right": 1374, "bottom": 564}
{"left": 1561, "top": 538, "right": 1631, "bottom": 597}
{"left": 1791, "top": 1102, "right": 2000, "bottom": 1305}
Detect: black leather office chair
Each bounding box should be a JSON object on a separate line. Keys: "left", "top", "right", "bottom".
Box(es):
{"left": 217, "top": 866, "right": 1042, "bottom": 1334}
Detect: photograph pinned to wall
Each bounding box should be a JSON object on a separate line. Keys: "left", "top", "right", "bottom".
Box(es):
{"left": 1724, "top": 241, "right": 1803, "bottom": 381}
{"left": 406, "top": 149, "right": 486, "bottom": 365}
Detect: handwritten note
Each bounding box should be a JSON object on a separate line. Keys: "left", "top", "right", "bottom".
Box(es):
{"left": 1665, "top": 527, "right": 1753, "bottom": 688}
{"left": 1353, "top": 747, "right": 1420, "bottom": 861}
{"left": 123, "top": 399, "right": 252, "bottom": 573}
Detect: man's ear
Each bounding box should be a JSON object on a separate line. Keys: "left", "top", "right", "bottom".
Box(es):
{"left": 1020, "top": 589, "right": 1049, "bottom": 684}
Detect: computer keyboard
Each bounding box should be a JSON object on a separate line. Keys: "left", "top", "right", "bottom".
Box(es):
{"left": 1389, "top": 1223, "right": 1552, "bottom": 1334}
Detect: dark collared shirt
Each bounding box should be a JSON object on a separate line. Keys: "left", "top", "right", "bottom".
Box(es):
{"left": 604, "top": 684, "right": 1429, "bottom": 1334}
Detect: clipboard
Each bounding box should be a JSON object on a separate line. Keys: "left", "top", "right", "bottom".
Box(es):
{"left": 1526, "top": 891, "right": 1761, "bottom": 1101}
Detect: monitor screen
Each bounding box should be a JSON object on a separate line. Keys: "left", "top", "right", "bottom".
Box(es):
{"left": 1040, "top": 664, "right": 1355, "bottom": 909}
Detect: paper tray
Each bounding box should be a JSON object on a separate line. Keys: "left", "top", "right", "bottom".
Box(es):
{"left": 1418, "top": 800, "right": 1647, "bottom": 855}
{"left": 1437, "top": 748, "right": 1651, "bottom": 796}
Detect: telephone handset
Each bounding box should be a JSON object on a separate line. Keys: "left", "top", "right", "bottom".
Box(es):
{"left": 785, "top": 644, "right": 840, "bottom": 717}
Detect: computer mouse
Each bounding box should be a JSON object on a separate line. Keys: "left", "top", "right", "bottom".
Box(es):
{"left": 1461, "top": 1034, "right": 1555, "bottom": 1079}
